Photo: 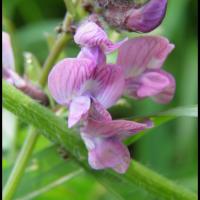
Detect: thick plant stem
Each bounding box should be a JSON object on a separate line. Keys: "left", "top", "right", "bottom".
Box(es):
{"left": 3, "top": 129, "right": 38, "bottom": 200}
{"left": 3, "top": 6, "right": 72, "bottom": 199}
{"left": 125, "top": 161, "right": 197, "bottom": 200}
{"left": 2, "top": 82, "right": 198, "bottom": 200}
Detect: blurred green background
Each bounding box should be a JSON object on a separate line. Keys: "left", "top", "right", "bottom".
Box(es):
{"left": 3, "top": 0, "right": 198, "bottom": 199}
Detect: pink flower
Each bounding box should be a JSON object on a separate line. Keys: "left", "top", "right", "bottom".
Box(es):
{"left": 74, "top": 21, "right": 127, "bottom": 53}
{"left": 126, "top": 0, "right": 167, "bottom": 33}
{"left": 117, "top": 36, "right": 176, "bottom": 104}
{"left": 97, "top": 0, "right": 167, "bottom": 33}
{"left": 80, "top": 99, "right": 149, "bottom": 173}
{"left": 48, "top": 58, "right": 125, "bottom": 128}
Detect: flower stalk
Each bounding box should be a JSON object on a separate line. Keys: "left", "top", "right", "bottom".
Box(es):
{"left": 3, "top": 2, "right": 75, "bottom": 199}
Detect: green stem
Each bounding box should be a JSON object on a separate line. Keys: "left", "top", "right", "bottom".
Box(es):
{"left": 125, "top": 161, "right": 197, "bottom": 200}
{"left": 3, "top": 7, "right": 72, "bottom": 199}
{"left": 39, "top": 33, "right": 70, "bottom": 87}
{"left": 2, "top": 81, "right": 197, "bottom": 200}
{"left": 3, "top": 129, "right": 39, "bottom": 200}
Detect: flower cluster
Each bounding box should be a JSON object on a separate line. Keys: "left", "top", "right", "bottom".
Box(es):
{"left": 48, "top": 21, "right": 175, "bottom": 173}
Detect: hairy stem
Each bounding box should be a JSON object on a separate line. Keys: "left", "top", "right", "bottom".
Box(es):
{"left": 3, "top": 4, "right": 73, "bottom": 199}
{"left": 3, "top": 81, "right": 197, "bottom": 200}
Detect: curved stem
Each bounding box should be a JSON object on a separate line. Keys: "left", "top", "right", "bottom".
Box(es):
{"left": 3, "top": 81, "right": 197, "bottom": 200}
{"left": 3, "top": 129, "right": 39, "bottom": 200}
{"left": 3, "top": 3, "right": 73, "bottom": 199}
{"left": 125, "top": 161, "right": 197, "bottom": 200}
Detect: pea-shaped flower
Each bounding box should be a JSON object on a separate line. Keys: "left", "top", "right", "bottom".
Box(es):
{"left": 97, "top": 0, "right": 167, "bottom": 33}
{"left": 48, "top": 58, "right": 125, "bottom": 128}
{"left": 117, "top": 36, "right": 176, "bottom": 103}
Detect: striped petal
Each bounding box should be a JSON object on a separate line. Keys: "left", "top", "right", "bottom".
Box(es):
{"left": 81, "top": 135, "right": 130, "bottom": 174}
{"left": 82, "top": 118, "right": 147, "bottom": 138}
{"left": 68, "top": 96, "right": 91, "bottom": 128}
{"left": 125, "top": 70, "right": 175, "bottom": 104}
{"left": 92, "top": 64, "right": 125, "bottom": 108}
{"left": 2, "top": 32, "right": 15, "bottom": 70}
{"left": 88, "top": 98, "right": 112, "bottom": 121}
{"left": 74, "top": 22, "right": 125, "bottom": 53}
{"left": 117, "top": 36, "right": 174, "bottom": 78}
{"left": 48, "top": 58, "right": 95, "bottom": 105}
{"left": 126, "top": 0, "right": 167, "bottom": 33}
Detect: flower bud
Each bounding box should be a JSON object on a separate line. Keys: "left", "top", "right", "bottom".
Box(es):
{"left": 96, "top": 0, "right": 167, "bottom": 33}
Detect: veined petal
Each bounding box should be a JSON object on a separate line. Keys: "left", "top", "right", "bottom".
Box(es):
{"left": 74, "top": 22, "right": 125, "bottom": 53}
{"left": 2, "top": 32, "right": 15, "bottom": 70}
{"left": 48, "top": 58, "right": 95, "bottom": 105}
{"left": 125, "top": 70, "right": 175, "bottom": 104}
{"left": 77, "top": 47, "right": 106, "bottom": 67}
{"left": 82, "top": 118, "right": 147, "bottom": 138}
{"left": 68, "top": 96, "right": 91, "bottom": 128}
{"left": 81, "top": 136, "right": 130, "bottom": 174}
{"left": 126, "top": 0, "right": 167, "bottom": 33}
{"left": 74, "top": 22, "right": 109, "bottom": 48}
{"left": 151, "top": 70, "right": 176, "bottom": 104}
{"left": 88, "top": 98, "right": 112, "bottom": 121}
{"left": 92, "top": 64, "right": 125, "bottom": 108}
{"left": 117, "top": 36, "right": 174, "bottom": 77}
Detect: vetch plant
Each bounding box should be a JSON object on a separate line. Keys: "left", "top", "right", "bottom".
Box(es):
{"left": 2, "top": 1, "right": 197, "bottom": 200}
{"left": 48, "top": 20, "right": 175, "bottom": 173}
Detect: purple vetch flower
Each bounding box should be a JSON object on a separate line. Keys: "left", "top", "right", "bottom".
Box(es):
{"left": 80, "top": 99, "right": 149, "bottom": 173}
{"left": 96, "top": 0, "right": 167, "bottom": 33}
{"left": 48, "top": 58, "right": 125, "bottom": 128}
{"left": 125, "top": 0, "right": 168, "bottom": 33}
{"left": 117, "top": 36, "right": 176, "bottom": 104}
{"left": 74, "top": 21, "right": 127, "bottom": 54}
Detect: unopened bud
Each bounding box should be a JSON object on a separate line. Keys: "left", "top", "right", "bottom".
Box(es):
{"left": 96, "top": 0, "right": 167, "bottom": 33}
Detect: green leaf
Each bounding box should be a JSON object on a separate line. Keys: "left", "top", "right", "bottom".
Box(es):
{"left": 125, "top": 105, "right": 197, "bottom": 145}
{"left": 158, "top": 105, "right": 198, "bottom": 117}
{"left": 3, "top": 82, "right": 197, "bottom": 200}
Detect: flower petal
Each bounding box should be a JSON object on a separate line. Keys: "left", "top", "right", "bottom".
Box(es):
{"left": 48, "top": 58, "right": 95, "bottom": 105}
{"left": 151, "top": 71, "right": 176, "bottom": 104}
{"left": 125, "top": 70, "right": 175, "bottom": 104}
{"left": 126, "top": 0, "right": 167, "bottom": 33}
{"left": 92, "top": 64, "right": 125, "bottom": 108}
{"left": 81, "top": 136, "right": 130, "bottom": 174}
{"left": 77, "top": 47, "right": 106, "bottom": 67}
{"left": 2, "top": 32, "right": 15, "bottom": 70}
{"left": 68, "top": 96, "right": 91, "bottom": 128}
{"left": 74, "top": 22, "right": 110, "bottom": 48}
{"left": 74, "top": 22, "right": 125, "bottom": 53}
{"left": 88, "top": 98, "right": 112, "bottom": 121}
{"left": 82, "top": 118, "right": 147, "bottom": 138}
{"left": 117, "top": 36, "right": 174, "bottom": 77}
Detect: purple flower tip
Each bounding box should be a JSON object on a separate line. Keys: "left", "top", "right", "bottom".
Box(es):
{"left": 126, "top": 0, "right": 168, "bottom": 32}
